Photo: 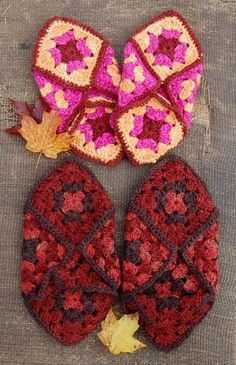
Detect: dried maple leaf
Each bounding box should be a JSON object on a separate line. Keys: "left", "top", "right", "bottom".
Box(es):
{"left": 19, "top": 110, "right": 71, "bottom": 158}
{"left": 5, "top": 98, "right": 44, "bottom": 136}
{"left": 98, "top": 308, "right": 146, "bottom": 355}
{"left": 19, "top": 110, "right": 72, "bottom": 177}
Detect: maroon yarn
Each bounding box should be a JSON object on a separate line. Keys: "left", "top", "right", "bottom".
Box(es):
{"left": 122, "top": 155, "right": 219, "bottom": 350}
{"left": 21, "top": 159, "right": 120, "bottom": 345}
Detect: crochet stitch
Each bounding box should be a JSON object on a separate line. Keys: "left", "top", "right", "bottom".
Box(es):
{"left": 122, "top": 155, "right": 219, "bottom": 350}
{"left": 33, "top": 17, "right": 123, "bottom": 166}
{"left": 115, "top": 10, "right": 203, "bottom": 165}
{"left": 21, "top": 159, "right": 121, "bottom": 344}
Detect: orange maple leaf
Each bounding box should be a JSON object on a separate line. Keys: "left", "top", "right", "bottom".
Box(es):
{"left": 19, "top": 110, "right": 72, "bottom": 177}
{"left": 19, "top": 110, "right": 72, "bottom": 158}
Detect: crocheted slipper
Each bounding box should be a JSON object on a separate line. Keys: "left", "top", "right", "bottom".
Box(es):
{"left": 115, "top": 10, "right": 203, "bottom": 165}
{"left": 122, "top": 155, "right": 219, "bottom": 350}
{"left": 21, "top": 159, "right": 120, "bottom": 344}
{"left": 33, "top": 17, "right": 123, "bottom": 166}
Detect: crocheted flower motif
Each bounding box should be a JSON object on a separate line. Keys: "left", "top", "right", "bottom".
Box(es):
{"left": 122, "top": 156, "right": 219, "bottom": 350}
{"left": 145, "top": 29, "right": 188, "bottom": 69}
{"left": 22, "top": 160, "right": 121, "bottom": 344}
{"left": 34, "top": 18, "right": 103, "bottom": 88}
{"left": 154, "top": 180, "right": 198, "bottom": 225}
{"left": 130, "top": 107, "right": 171, "bottom": 151}
{"left": 134, "top": 12, "right": 201, "bottom": 81}
{"left": 77, "top": 106, "right": 116, "bottom": 150}
{"left": 71, "top": 105, "right": 122, "bottom": 165}
{"left": 62, "top": 191, "right": 85, "bottom": 213}
{"left": 50, "top": 31, "right": 93, "bottom": 74}
{"left": 115, "top": 10, "right": 203, "bottom": 165}
{"left": 33, "top": 17, "right": 123, "bottom": 166}
{"left": 116, "top": 97, "right": 183, "bottom": 164}
{"left": 51, "top": 182, "right": 93, "bottom": 224}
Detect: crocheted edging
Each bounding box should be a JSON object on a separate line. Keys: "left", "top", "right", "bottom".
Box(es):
{"left": 21, "top": 158, "right": 121, "bottom": 344}
{"left": 115, "top": 10, "right": 203, "bottom": 165}
{"left": 121, "top": 155, "right": 219, "bottom": 350}
{"left": 32, "top": 17, "right": 123, "bottom": 166}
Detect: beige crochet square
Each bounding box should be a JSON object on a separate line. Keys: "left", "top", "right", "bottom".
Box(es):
{"left": 35, "top": 19, "right": 103, "bottom": 87}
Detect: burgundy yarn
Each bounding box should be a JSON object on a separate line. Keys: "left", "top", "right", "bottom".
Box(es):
{"left": 21, "top": 159, "right": 121, "bottom": 345}
{"left": 122, "top": 155, "right": 219, "bottom": 350}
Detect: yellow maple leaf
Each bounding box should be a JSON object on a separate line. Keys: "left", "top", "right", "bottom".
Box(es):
{"left": 98, "top": 308, "right": 146, "bottom": 355}
{"left": 19, "top": 110, "right": 71, "bottom": 158}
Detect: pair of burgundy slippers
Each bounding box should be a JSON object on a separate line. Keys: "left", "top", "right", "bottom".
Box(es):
{"left": 22, "top": 155, "right": 219, "bottom": 350}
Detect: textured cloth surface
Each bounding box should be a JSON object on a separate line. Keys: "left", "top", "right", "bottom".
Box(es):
{"left": 0, "top": 1, "right": 235, "bottom": 365}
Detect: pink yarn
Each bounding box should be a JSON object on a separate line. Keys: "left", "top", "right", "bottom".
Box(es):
{"left": 137, "top": 139, "right": 157, "bottom": 151}
{"left": 130, "top": 115, "right": 144, "bottom": 137}
{"left": 146, "top": 32, "right": 159, "bottom": 53}
{"left": 168, "top": 64, "right": 203, "bottom": 128}
{"left": 67, "top": 60, "right": 87, "bottom": 73}
{"left": 146, "top": 107, "right": 169, "bottom": 121}
{"left": 33, "top": 71, "right": 83, "bottom": 132}
{"left": 118, "top": 41, "right": 158, "bottom": 107}
{"left": 95, "top": 133, "right": 116, "bottom": 149}
{"left": 162, "top": 29, "right": 181, "bottom": 39}
{"left": 159, "top": 124, "right": 172, "bottom": 144}
{"left": 76, "top": 38, "right": 92, "bottom": 57}
{"left": 54, "top": 30, "right": 74, "bottom": 45}
{"left": 174, "top": 44, "right": 188, "bottom": 64}
{"left": 78, "top": 123, "right": 93, "bottom": 143}
{"left": 85, "top": 106, "right": 105, "bottom": 120}
{"left": 146, "top": 29, "right": 188, "bottom": 69}
{"left": 154, "top": 54, "right": 172, "bottom": 67}
{"left": 49, "top": 48, "right": 61, "bottom": 65}
{"left": 96, "top": 46, "right": 120, "bottom": 93}
{"left": 130, "top": 106, "right": 172, "bottom": 151}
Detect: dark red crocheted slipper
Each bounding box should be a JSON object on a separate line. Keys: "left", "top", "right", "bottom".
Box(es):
{"left": 21, "top": 159, "right": 120, "bottom": 345}
{"left": 122, "top": 155, "right": 219, "bottom": 350}
{"left": 115, "top": 10, "right": 203, "bottom": 165}
{"left": 33, "top": 17, "right": 123, "bottom": 166}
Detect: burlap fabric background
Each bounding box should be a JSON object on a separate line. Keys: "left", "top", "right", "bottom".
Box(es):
{"left": 0, "top": 1, "right": 235, "bottom": 364}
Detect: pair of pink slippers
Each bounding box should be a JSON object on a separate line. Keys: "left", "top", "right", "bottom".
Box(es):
{"left": 32, "top": 10, "right": 203, "bottom": 166}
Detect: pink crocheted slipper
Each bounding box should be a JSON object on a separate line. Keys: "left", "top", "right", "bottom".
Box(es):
{"left": 115, "top": 10, "right": 203, "bottom": 165}
{"left": 122, "top": 156, "right": 219, "bottom": 350}
{"left": 21, "top": 159, "right": 121, "bottom": 344}
{"left": 33, "top": 17, "right": 123, "bottom": 166}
